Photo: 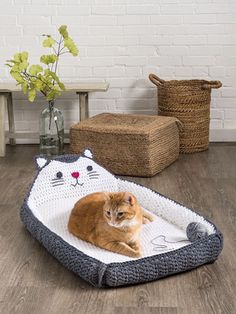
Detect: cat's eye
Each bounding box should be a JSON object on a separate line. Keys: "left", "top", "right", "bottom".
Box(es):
{"left": 56, "top": 171, "right": 63, "bottom": 179}
{"left": 117, "top": 212, "right": 124, "bottom": 218}
{"left": 106, "top": 211, "right": 111, "bottom": 216}
{"left": 87, "top": 165, "right": 93, "bottom": 172}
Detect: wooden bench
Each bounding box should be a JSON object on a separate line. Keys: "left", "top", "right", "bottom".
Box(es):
{"left": 0, "top": 82, "right": 109, "bottom": 157}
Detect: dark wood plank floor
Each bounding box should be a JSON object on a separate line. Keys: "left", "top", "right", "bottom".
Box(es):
{"left": 0, "top": 144, "right": 235, "bottom": 314}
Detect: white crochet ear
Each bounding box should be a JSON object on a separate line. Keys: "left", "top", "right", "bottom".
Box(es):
{"left": 36, "top": 157, "right": 48, "bottom": 169}
{"left": 83, "top": 149, "right": 93, "bottom": 159}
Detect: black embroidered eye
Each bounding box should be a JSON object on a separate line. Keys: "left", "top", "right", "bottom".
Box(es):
{"left": 56, "top": 171, "right": 63, "bottom": 178}
{"left": 87, "top": 166, "right": 93, "bottom": 172}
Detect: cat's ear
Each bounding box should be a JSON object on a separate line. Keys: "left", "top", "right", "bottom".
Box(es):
{"left": 103, "top": 192, "right": 111, "bottom": 202}
{"left": 36, "top": 157, "right": 48, "bottom": 169}
{"left": 82, "top": 149, "right": 93, "bottom": 159}
{"left": 124, "top": 192, "right": 136, "bottom": 206}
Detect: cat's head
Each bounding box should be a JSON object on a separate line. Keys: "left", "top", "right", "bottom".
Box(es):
{"left": 103, "top": 192, "right": 141, "bottom": 228}
{"left": 28, "top": 149, "right": 118, "bottom": 209}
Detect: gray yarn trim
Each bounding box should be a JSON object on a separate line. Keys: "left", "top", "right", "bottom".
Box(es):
{"left": 20, "top": 202, "right": 108, "bottom": 287}
{"left": 20, "top": 154, "right": 224, "bottom": 288}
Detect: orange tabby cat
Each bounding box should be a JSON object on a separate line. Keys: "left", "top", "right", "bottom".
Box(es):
{"left": 68, "top": 192, "right": 154, "bottom": 258}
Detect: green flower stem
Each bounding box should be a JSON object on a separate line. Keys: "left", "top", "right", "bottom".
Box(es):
{"left": 48, "top": 101, "right": 54, "bottom": 130}
{"left": 54, "top": 114, "right": 61, "bottom": 146}
{"left": 48, "top": 101, "right": 61, "bottom": 146}
{"left": 58, "top": 51, "right": 69, "bottom": 56}
{"left": 59, "top": 46, "right": 66, "bottom": 54}
{"left": 52, "top": 36, "right": 63, "bottom": 79}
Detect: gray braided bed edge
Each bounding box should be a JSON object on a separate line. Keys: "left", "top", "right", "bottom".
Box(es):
{"left": 20, "top": 181, "right": 223, "bottom": 288}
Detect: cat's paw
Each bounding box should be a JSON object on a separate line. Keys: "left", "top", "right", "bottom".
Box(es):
{"left": 142, "top": 217, "right": 150, "bottom": 224}
{"left": 131, "top": 250, "right": 142, "bottom": 258}
{"left": 143, "top": 216, "right": 154, "bottom": 224}
{"left": 143, "top": 213, "right": 155, "bottom": 224}
{"left": 149, "top": 214, "right": 155, "bottom": 222}
{"left": 128, "top": 246, "right": 142, "bottom": 258}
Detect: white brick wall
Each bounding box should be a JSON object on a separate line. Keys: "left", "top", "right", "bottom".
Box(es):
{"left": 0, "top": 0, "right": 236, "bottom": 143}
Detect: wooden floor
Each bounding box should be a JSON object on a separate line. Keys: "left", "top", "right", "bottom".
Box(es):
{"left": 0, "top": 144, "right": 235, "bottom": 314}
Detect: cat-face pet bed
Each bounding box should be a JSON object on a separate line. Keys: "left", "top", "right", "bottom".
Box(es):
{"left": 20, "top": 150, "right": 223, "bottom": 288}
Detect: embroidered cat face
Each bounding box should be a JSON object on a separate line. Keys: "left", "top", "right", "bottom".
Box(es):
{"left": 28, "top": 149, "right": 118, "bottom": 209}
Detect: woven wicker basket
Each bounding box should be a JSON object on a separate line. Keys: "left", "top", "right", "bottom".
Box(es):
{"left": 70, "top": 113, "right": 181, "bottom": 177}
{"left": 149, "top": 74, "right": 222, "bottom": 153}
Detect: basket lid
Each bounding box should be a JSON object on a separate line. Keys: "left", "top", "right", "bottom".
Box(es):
{"left": 71, "top": 113, "right": 181, "bottom": 135}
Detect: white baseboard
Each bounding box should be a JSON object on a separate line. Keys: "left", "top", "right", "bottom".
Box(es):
{"left": 6, "top": 129, "right": 236, "bottom": 144}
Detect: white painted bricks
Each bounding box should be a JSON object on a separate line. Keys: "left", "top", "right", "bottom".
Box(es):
{"left": 0, "top": 0, "right": 235, "bottom": 143}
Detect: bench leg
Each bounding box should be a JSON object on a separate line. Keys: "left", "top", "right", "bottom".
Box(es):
{"left": 7, "top": 92, "right": 16, "bottom": 145}
{"left": 0, "top": 94, "right": 7, "bottom": 157}
{"left": 78, "top": 92, "right": 89, "bottom": 121}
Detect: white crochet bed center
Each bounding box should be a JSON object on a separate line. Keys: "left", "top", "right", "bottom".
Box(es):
{"left": 32, "top": 196, "right": 191, "bottom": 264}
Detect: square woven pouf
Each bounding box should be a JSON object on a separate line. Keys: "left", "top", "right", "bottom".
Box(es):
{"left": 70, "top": 113, "right": 181, "bottom": 177}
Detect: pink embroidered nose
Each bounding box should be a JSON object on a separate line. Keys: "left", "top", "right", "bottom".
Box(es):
{"left": 71, "top": 172, "right": 80, "bottom": 179}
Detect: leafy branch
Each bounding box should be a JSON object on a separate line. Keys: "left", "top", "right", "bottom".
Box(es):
{"left": 6, "top": 25, "right": 79, "bottom": 102}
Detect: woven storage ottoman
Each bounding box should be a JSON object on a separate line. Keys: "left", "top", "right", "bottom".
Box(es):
{"left": 70, "top": 113, "right": 180, "bottom": 177}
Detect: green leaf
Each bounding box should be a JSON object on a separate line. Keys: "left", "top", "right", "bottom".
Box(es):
{"left": 47, "top": 71, "right": 65, "bottom": 90}
{"left": 12, "top": 52, "right": 29, "bottom": 70}
{"left": 42, "top": 36, "right": 56, "bottom": 48}
{"left": 34, "top": 79, "right": 44, "bottom": 90}
{"left": 28, "top": 89, "right": 36, "bottom": 102}
{"left": 46, "top": 88, "right": 61, "bottom": 101}
{"left": 38, "top": 73, "right": 51, "bottom": 86}
{"left": 10, "top": 71, "right": 24, "bottom": 83}
{"left": 58, "top": 81, "right": 65, "bottom": 90}
{"left": 64, "top": 37, "right": 79, "bottom": 56}
{"left": 58, "top": 25, "right": 68, "bottom": 39}
{"left": 13, "top": 53, "right": 21, "bottom": 63}
{"left": 40, "top": 54, "right": 58, "bottom": 65}
{"left": 21, "top": 51, "right": 28, "bottom": 62}
{"left": 18, "top": 61, "right": 29, "bottom": 71}
{"left": 29, "top": 64, "right": 43, "bottom": 76}
{"left": 14, "top": 51, "right": 28, "bottom": 63}
{"left": 21, "top": 82, "right": 28, "bottom": 94}
{"left": 11, "top": 63, "right": 21, "bottom": 72}
{"left": 6, "top": 60, "right": 16, "bottom": 64}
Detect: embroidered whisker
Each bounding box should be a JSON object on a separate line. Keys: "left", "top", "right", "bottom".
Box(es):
{"left": 88, "top": 174, "right": 100, "bottom": 178}
{"left": 52, "top": 183, "right": 65, "bottom": 187}
{"left": 51, "top": 179, "right": 64, "bottom": 182}
{"left": 52, "top": 178, "right": 64, "bottom": 182}
{"left": 87, "top": 171, "right": 98, "bottom": 175}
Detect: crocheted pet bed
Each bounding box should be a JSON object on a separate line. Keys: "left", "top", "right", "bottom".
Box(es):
{"left": 20, "top": 150, "right": 223, "bottom": 288}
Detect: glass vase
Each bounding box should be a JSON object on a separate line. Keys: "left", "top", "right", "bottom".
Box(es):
{"left": 39, "top": 101, "right": 64, "bottom": 156}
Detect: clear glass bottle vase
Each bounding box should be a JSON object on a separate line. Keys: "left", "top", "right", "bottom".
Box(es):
{"left": 39, "top": 101, "right": 64, "bottom": 156}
